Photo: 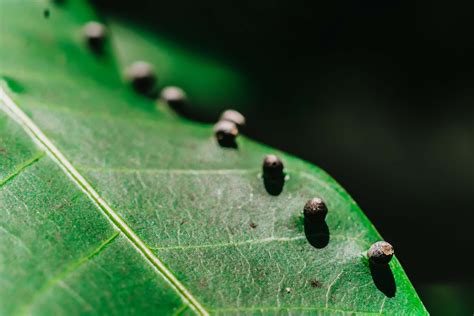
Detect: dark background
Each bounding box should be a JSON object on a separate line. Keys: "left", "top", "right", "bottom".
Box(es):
{"left": 95, "top": 1, "right": 474, "bottom": 313}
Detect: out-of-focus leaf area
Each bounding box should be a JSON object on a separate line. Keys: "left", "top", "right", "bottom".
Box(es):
{"left": 93, "top": 0, "right": 474, "bottom": 314}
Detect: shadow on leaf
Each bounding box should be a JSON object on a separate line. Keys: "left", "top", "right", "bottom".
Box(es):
{"left": 263, "top": 175, "right": 284, "bottom": 195}
{"left": 304, "top": 217, "right": 330, "bottom": 248}
{"left": 370, "top": 262, "right": 396, "bottom": 297}
{"left": 217, "top": 138, "right": 238, "bottom": 149}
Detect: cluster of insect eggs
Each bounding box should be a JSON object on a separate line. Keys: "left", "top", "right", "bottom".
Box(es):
{"left": 83, "top": 20, "right": 394, "bottom": 266}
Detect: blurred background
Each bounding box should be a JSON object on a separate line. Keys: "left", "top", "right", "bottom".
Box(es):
{"left": 93, "top": 0, "right": 473, "bottom": 314}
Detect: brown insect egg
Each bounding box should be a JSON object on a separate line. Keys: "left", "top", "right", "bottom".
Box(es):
{"left": 368, "top": 241, "right": 394, "bottom": 265}
{"left": 83, "top": 21, "right": 106, "bottom": 53}
{"left": 219, "top": 109, "right": 246, "bottom": 127}
{"left": 126, "top": 61, "right": 157, "bottom": 96}
{"left": 262, "top": 154, "right": 284, "bottom": 178}
{"left": 214, "top": 120, "right": 238, "bottom": 147}
{"left": 303, "top": 197, "right": 328, "bottom": 221}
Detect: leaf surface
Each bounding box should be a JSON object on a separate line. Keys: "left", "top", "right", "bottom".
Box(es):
{"left": 0, "top": 0, "right": 426, "bottom": 315}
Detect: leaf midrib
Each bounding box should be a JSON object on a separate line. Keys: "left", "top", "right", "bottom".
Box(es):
{"left": 0, "top": 88, "right": 208, "bottom": 316}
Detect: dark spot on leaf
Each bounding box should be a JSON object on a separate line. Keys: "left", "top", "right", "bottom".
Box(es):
{"left": 310, "top": 279, "right": 322, "bottom": 288}
{"left": 198, "top": 278, "right": 208, "bottom": 288}
{"left": 249, "top": 221, "right": 258, "bottom": 229}
{"left": 53, "top": 199, "right": 73, "bottom": 211}
{"left": 180, "top": 219, "right": 187, "bottom": 226}
{"left": 0, "top": 148, "right": 7, "bottom": 156}
{"left": 43, "top": 9, "right": 50, "bottom": 18}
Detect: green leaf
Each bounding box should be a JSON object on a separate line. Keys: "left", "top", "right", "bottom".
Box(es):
{"left": 0, "top": 0, "right": 426, "bottom": 315}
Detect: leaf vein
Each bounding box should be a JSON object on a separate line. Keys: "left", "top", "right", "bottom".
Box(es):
{"left": 210, "top": 305, "right": 387, "bottom": 315}
{"left": 153, "top": 234, "right": 369, "bottom": 251}
{"left": 79, "top": 166, "right": 257, "bottom": 175}
{"left": 0, "top": 89, "right": 208, "bottom": 316}
{"left": 325, "top": 270, "right": 345, "bottom": 308}
{"left": 19, "top": 232, "right": 119, "bottom": 315}
{"left": 0, "top": 151, "right": 44, "bottom": 187}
